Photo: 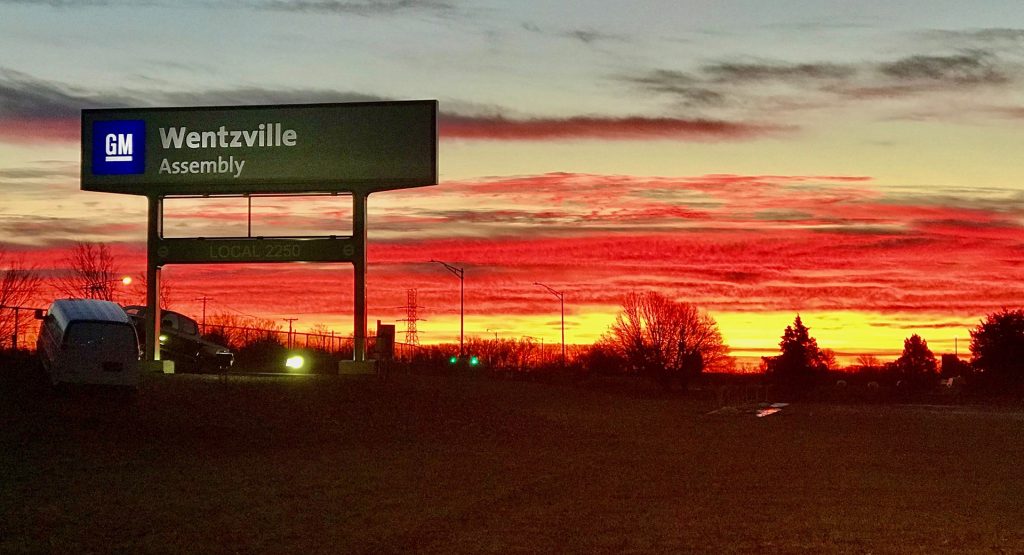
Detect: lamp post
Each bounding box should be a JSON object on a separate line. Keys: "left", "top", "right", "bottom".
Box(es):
{"left": 534, "top": 282, "right": 565, "bottom": 369}
{"left": 431, "top": 259, "right": 465, "bottom": 356}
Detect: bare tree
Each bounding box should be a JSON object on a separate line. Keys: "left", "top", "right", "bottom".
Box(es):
{"left": 130, "top": 271, "right": 173, "bottom": 309}
{"left": 609, "top": 291, "right": 732, "bottom": 388}
{"left": 203, "top": 312, "right": 283, "bottom": 349}
{"left": 856, "top": 354, "right": 882, "bottom": 370}
{"left": 306, "top": 323, "right": 332, "bottom": 351}
{"left": 0, "top": 248, "right": 42, "bottom": 349}
{"left": 55, "top": 242, "right": 120, "bottom": 301}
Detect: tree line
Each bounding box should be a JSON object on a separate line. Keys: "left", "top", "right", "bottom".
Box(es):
{"left": 3, "top": 243, "right": 1024, "bottom": 395}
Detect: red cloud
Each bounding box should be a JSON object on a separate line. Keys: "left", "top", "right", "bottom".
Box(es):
{"left": 7, "top": 172, "right": 1021, "bottom": 350}
{"left": 0, "top": 119, "right": 78, "bottom": 143}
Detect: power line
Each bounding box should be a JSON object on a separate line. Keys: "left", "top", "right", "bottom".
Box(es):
{"left": 209, "top": 299, "right": 262, "bottom": 319}
{"left": 194, "top": 295, "right": 212, "bottom": 333}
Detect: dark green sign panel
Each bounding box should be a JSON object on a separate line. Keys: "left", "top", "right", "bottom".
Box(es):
{"left": 156, "top": 237, "right": 355, "bottom": 265}
{"left": 82, "top": 101, "right": 437, "bottom": 196}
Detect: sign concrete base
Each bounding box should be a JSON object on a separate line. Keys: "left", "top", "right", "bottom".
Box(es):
{"left": 338, "top": 360, "right": 376, "bottom": 376}
{"left": 142, "top": 360, "right": 175, "bottom": 374}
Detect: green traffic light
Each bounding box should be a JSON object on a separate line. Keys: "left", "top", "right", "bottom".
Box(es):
{"left": 470, "top": 356, "right": 479, "bottom": 366}
{"left": 449, "top": 356, "right": 458, "bottom": 364}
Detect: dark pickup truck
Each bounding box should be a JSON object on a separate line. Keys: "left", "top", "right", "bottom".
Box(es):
{"left": 124, "top": 306, "right": 234, "bottom": 373}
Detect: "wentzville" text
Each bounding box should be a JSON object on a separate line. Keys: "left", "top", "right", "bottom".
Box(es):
{"left": 159, "top": 123, "right": 297, "bottom": 149}
{"left": 157, "top": 123, "right": 297, "bottom": 178}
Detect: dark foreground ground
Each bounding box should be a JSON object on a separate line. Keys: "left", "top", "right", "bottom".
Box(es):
{"left": 2, "top": 370, "right": 1024, "bottom": 554}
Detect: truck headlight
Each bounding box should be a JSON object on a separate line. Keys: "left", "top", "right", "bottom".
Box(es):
{"left": 285, "top": 355, "right": 305, "bottom": 370}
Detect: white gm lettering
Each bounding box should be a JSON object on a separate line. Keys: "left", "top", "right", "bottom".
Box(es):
{"left": 105, "top": 133, "right": 133, "bottom": 162}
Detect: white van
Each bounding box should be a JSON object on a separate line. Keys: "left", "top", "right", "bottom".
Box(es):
{"left": 36, "top": 299, "right": 141, "bottom": 388}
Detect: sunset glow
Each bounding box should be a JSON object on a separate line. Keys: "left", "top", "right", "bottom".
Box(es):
{"left": 2, "top": 2, "right": 1023, "bottom": 365}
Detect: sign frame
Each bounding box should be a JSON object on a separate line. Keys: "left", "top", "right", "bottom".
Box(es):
{"left": 80, "top": 100, "right": 439, "bottom": 368}
{"left": 82, "top": 100, "right": 438, "bottom": 197}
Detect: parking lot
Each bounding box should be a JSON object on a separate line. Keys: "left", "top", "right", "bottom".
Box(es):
{"left": 3, "top": 371, "right": 1024, "bottom": 553}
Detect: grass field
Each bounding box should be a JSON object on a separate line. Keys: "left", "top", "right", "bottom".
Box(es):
{"left": 3, "top": 370, "right": 1024, "bottom": 553}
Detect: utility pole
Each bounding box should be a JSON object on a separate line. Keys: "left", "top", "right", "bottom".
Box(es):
{"left": 283, "top": 317, "right": 298, "bottom": 349}
{"left": 430, "top": 259, "right": 465, "bottom": 356}
{"left": 2, "top": 304, "right": 45, "bottom": 350}
{"left": 195, "top": 295, "right": 211, "bottom": 334}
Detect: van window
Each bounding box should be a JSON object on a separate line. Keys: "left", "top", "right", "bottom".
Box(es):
{"left": 64, "top": 322, "right": 136, "bottom": 350}
{"left": 162, "top": 314, "right": 178, "bottom": 331}
{"left": 180, "top": 317, "right": 198, "bottom": 336}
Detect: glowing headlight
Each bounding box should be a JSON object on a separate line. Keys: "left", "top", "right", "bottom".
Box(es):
{"left": 285, "top": 355, "right": 305, "bottom": 370}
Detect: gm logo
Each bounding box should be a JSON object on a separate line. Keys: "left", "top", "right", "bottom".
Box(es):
{"left": 92, "top": 120, "right": 145, "bottom": 175}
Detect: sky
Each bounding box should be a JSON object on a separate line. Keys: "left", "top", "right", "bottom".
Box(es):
{"left": 2, "top": 0, "right": 1023, "bottom": 365}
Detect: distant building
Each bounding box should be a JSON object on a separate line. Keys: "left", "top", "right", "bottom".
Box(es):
{"left": 941, "top": 353, "right": 971, "bottom": 377}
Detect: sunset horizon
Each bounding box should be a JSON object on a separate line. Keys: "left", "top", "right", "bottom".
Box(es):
{"left": 2, "top": 1, "right": 1022, "bottom": 367}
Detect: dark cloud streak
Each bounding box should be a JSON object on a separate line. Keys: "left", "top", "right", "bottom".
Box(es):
{"left": 703, "top": 61, "right": 856, "bottom": 82}
{"left": 256, "top": 0, "right": 456, "bottom": 16}
{"left": 0, "top": 69, "right": 785, "bottom": 143}
{"left": 623, "top": 48, "right": 1022, "bottom": 121}
{"left": 877, "top": 50, "right": 1009, "bottom": 85}
{"left": 0, "top": 68, "right": 134, "bottom": 118}
{"left": 438, "top": 114, "right": 788, "bottom": 141}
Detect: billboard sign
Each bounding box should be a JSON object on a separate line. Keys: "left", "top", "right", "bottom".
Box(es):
{"left": 82, "top": 101, "right": 437, "bottom": 196}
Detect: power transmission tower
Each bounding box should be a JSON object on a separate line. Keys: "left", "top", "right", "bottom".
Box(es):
{"left": 397, "top": 288, "right": 424, "bottom": 346}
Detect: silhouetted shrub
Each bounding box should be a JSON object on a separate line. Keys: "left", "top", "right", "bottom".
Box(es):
{"left": 233, "top": 337, "right": 288, "bottom": 372}
{"left": 970, "top": 308, "right": 1024, "bottom": 390}
{"left": 892, "top": 334, "right": 939, "bottom": 392}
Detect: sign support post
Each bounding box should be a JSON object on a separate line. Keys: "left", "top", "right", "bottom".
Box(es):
{"left": 353, "top": 192, "right": 368, "bottom": 362}
{"left": 145, "top": 194, "right": 163, "bottom": 365}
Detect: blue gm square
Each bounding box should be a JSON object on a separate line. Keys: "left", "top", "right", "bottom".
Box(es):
{"left": 93, "top": 120, "right": 145, "bottom": 175}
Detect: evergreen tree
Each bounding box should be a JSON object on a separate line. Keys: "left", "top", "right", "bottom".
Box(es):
{"left": 765, "top": 315, "right": 828, "bottom": 388}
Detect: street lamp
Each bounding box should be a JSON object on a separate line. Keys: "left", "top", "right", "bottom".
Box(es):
{"left": 534, "top": 282, "right": 565, "bottom": 369}
{"left": 430, "top": 259, "right": 465, "bottom": 356}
